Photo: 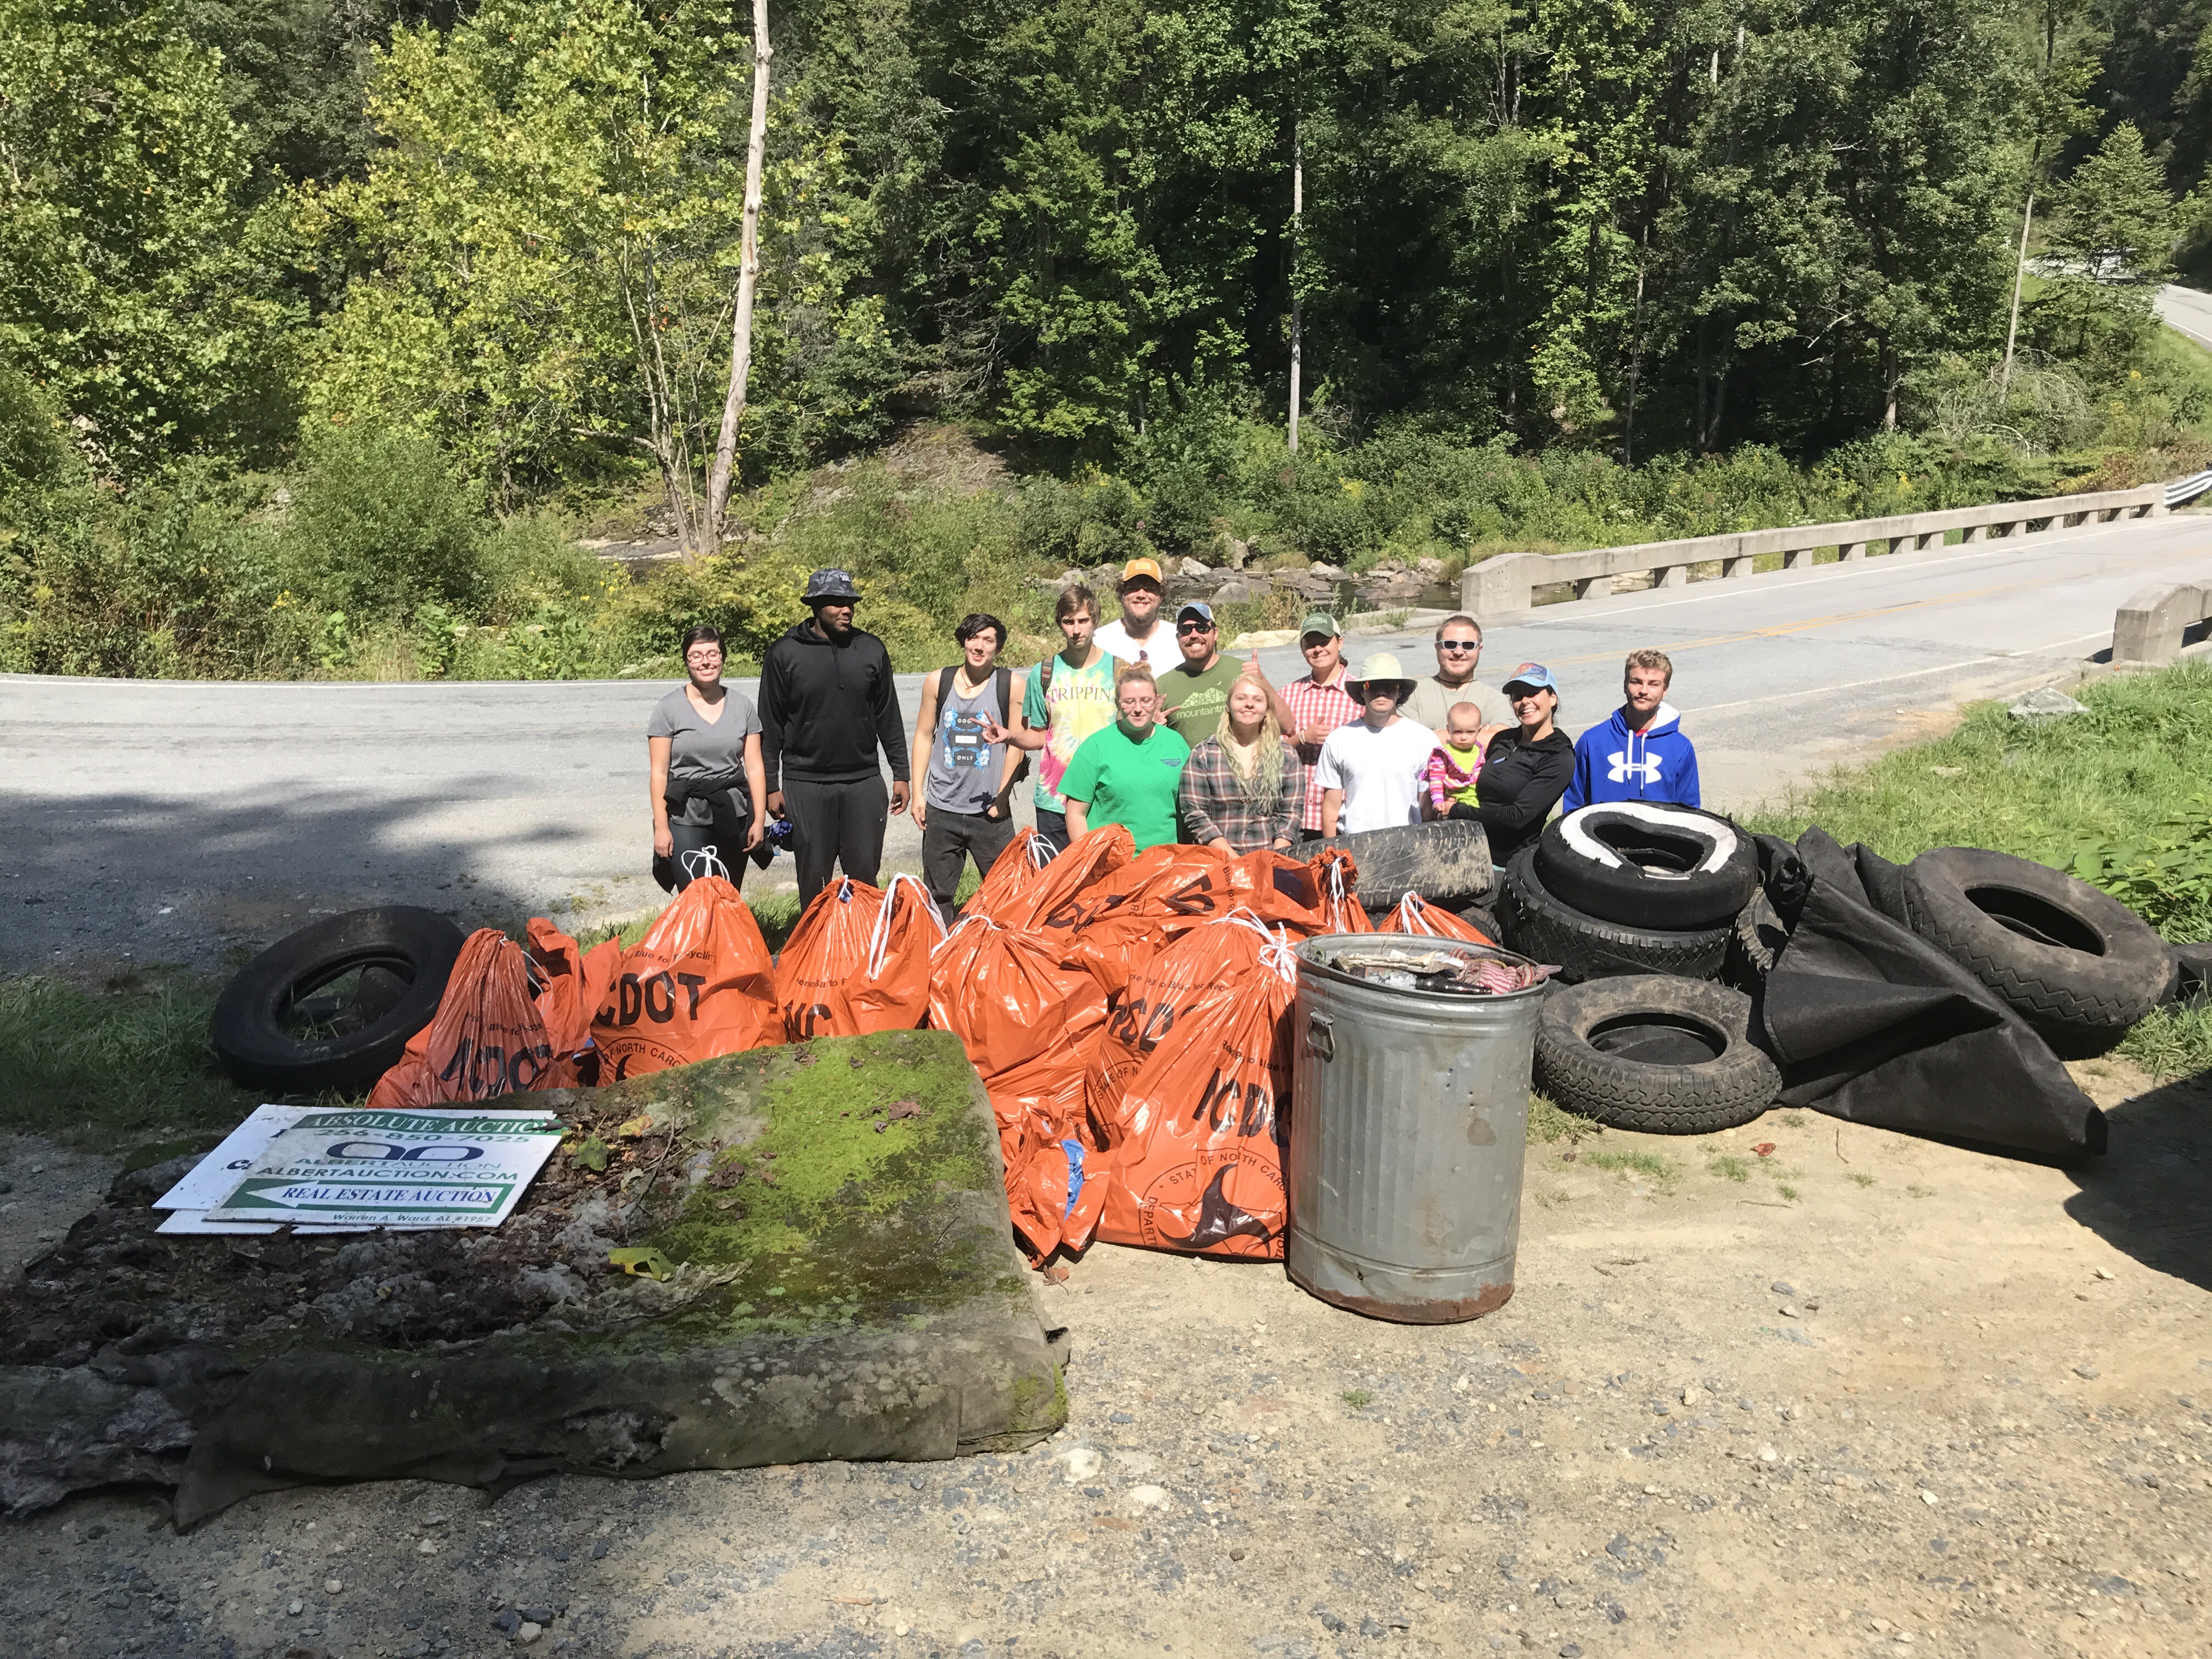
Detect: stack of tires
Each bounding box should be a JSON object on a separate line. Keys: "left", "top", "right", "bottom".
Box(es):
{"left": 1499, "top": 803, "right": 1782, "bottom": 1134}
{"left": 1508, "top": 802, "right": 2184, "bottom": 1137}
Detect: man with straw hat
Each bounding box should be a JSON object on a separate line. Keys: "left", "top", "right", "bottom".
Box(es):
{"left": 1316, "top": 651, "right": 1435, "bottom": 836}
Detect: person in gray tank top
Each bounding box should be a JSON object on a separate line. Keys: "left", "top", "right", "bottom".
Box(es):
{"left": 910, "top": 612, "right": 1024, "bottom": 923}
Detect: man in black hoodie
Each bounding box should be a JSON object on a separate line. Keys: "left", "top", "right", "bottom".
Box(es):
{"left": 759, "top": 569, "right": 912, "bottom": 906}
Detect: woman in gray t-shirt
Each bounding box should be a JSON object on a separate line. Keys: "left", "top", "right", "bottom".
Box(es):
{"left": 648, "top": 625, "right": 766, "bottom": 891}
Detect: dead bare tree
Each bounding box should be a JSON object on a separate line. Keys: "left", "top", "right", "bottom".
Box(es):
{"left": 704, "top": 0, "right": 772, "bottom": 551}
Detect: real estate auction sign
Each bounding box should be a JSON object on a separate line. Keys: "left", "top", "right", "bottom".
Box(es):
{"left": 201, "top": 1108, "right": 563, "bottom": 1229}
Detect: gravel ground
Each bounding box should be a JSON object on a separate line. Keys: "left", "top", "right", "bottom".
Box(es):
{"left": 3, "top": 1056, "right": 2208, "bottom": 1659}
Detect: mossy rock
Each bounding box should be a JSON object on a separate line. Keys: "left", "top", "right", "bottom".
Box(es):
{"left": 0, "top": 1031, "right": 1067, "bottom": 1525}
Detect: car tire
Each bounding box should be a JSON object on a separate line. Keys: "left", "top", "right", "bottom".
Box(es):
{"left": 1534, "top": 975, "right": 1781, "bottom": 1134}
{"left": 1899, "top": 848, "right": 2175, "bottom": 1046}
{"left": 210, "top": 906, "right": 467, "bottom": 1093}
{"left": 1722, "top": 891, "right": 1789, "bottom": 991}
{"left": 1534, "top": 803, "right": 1758, "bottom": 930}
{"left": 1309, "top": 819, "right": 1493, "bottom": 910}
{"left": 1498, "top": 846, "right": 1730, "bottom": 983}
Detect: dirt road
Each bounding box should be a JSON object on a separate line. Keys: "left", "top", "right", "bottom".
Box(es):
{"left": 3, "top": 1053, "right": 2207, "bottom": 1659}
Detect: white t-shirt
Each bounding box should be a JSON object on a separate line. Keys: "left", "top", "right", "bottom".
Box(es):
{"left": 1093, "top": 618, "right": 1170, "bottom": 669}
{"left": 1316, "top": 717, "right": 1435, "bottom": 833}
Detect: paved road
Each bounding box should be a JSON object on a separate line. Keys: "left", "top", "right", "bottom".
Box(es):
{"left": 2159, "top": 283, "right": 2212, "bottom": 351}
{"left": 4, "top": 508, "right": 2209, "bottom": 972}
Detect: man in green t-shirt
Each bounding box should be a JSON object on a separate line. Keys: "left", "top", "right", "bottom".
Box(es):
{"left": 1058, "top": 664, "right": 1192, "bottom": 852}
{"left": 1158, "top": 602, "right": 1245, "bottom": 744}
{"left": 988, "top": 583, "right": 1121, "bottom": 851}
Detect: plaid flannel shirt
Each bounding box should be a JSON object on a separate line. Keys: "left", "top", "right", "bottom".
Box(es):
{"left": 1281, "top": 670, "right": 1359, "bottom": 830}
{"left": 1176, "top": 738, "right": 1307, "bottom": 853}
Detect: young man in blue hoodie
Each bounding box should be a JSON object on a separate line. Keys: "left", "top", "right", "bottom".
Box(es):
{"left": 1561, "top": 648, "right": 1700, "bottom": 811}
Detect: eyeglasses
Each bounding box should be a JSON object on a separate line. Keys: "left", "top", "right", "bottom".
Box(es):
{"left": 685, "top": 651, "right": 722, "bottom": 664}
{"left": 1176, "top": 622, "right": 1215, "bottom": 636}
{"left": 1438, "top": 639, "right": 1482, "bottom": 653}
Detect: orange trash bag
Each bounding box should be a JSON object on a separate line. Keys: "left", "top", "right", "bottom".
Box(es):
{"left": 986, "top": 1048, "right": 1108, "bottom": 1263}
{"left": 927, "top": 913, "right": 1108, "bottom": 1080}
{"left": 592, "top": 873, "right": 782, "bottom": 1081}
{"left": 1307, "top": 847, "right": 1373, "bottom": 934}
{"left": 776, "top": 873, "right": 944, "bottom": 1040}
{"left": 1049, "top": 840, "right": 1238, "bottom": 998}
{"left": 1385, "top": 891, "right": 1497, "bottom": 944}
{"left": 366, "top": 928, "right": 588, "bottom": 1109}
{"left": 523, "top": 917, "right": 623, "bottom": 1059}
{"left": 1086, "top": 913, "right": 1301, "bottom": 1259}
{"left": 1000, "top": 823, "right": 1135, "bottom": 933}
{"left": 966, "top": 830, "right": 1062, "bottom": 924}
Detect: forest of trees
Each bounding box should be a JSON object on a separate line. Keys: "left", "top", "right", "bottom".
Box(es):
{"left": 3, "top": 0, "right": 2211, "bottom": 678}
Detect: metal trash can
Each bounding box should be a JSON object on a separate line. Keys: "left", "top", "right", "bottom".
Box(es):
{"left": 1286, "top": 934, "right": 1547, "bottom": 1322}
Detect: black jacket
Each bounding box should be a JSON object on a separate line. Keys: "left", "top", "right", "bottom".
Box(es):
{"left": 1448, "top": 727, "right": 1575, "bottom": 860}
{"left": 759, "top": 621, "right": 910, "bottom": 786}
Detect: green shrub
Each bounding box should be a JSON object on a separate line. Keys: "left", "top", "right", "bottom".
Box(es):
{"left": 281, "top": 420, "right": 487, "bottom": 624}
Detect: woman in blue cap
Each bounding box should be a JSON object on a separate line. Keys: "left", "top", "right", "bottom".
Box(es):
{"left": 1431, "top": 662, "right": 1573, "bottom": 862}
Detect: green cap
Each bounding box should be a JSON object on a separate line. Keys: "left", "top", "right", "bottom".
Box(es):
{"left": 1298, "top": 611, "right": 1342, "bottom": 639}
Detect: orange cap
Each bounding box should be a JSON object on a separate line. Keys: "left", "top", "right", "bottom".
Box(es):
{"left": 1119, "top": 556, "right": 1165, "bottom": 588}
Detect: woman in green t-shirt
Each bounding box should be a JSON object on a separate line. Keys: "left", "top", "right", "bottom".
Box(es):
{"left": 1057, "top": 664, "right": 1192, "bottom": 851}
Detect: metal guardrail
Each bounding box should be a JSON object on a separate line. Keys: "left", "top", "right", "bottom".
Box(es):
{"left": 2165, "top": 469, "right": 2212, "bottom": 508}
{"left": 1460, "top": 481, "right": 2171, "bottom": 618}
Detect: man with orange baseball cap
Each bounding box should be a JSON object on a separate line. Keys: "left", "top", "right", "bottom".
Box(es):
{"left": 1092, "top": 555, "right": 1170, "bottom": 668}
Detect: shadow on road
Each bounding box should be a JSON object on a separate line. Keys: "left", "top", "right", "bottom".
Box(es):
{"left": 2063, "top": 1066, "right": 2212, "bottom": 1296}
{"left": 0, "top": 783, "right": 650, "bottom": 975}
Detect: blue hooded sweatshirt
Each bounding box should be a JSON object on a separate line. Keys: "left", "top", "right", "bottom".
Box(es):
{"left": 1561, "top": 701, "right": 1701, "bottom": 813}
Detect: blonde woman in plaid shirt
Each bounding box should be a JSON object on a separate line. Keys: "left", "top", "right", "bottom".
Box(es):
{"left": 1176, "top": 676, "right": 1305, "bottom": 853}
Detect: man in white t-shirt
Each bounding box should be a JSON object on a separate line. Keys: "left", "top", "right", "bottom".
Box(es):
{"left": 1091, "top": 556, "right": 1170, "bottom": 667}
{"left": 1316, "top": 652, "right": 1435, "bottom": 835}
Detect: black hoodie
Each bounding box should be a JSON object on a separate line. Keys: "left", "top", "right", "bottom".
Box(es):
{"left": 759, "top": 620, "right": 910, "bottom": 787}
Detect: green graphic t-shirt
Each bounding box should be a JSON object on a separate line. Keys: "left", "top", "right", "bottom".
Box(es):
{"left": 1023, "top": 648, "right": 1121, "bottom": 814}
{"left": 1158, "top": 656, "right": 1245, "bottom": 744}
{"left": 1057, "top": 721, "right": 1192, "bottom": 851}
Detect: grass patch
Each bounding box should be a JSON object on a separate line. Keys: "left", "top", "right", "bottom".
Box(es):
{"left": 1579, "top": 1147, "right": 1675, "bottom": 1187}
{"left": 1775, "top": 1182, "right": 1800, "bottom": 1201}
{"left": 2119, "top": 1002, "right": 2212, "bottom": 1082}
{"left": 1848, "top": 1172, "right": 1877, "bottom": 1188}
{"left": 1528, "top": 1091, "right": 1603, "bottom": 1146}
{"left": 1341, "top": 1389, "right": 1373, "bottom": 1409}
{"left": 1708, "top": 1153, "right": 1752, "bottom": 1182}
{"left": 0, "top": 973, "right": 266, "bottom": 1149}
{"left": 1907, "top": 1183, "right": 1935, "bottom": 1198}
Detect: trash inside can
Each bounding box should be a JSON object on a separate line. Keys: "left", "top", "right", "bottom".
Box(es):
{"left": 1286, "top": 935, "right": 1549, "bottom": 1323}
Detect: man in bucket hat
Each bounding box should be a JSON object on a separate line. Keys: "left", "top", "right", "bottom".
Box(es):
{"left": 759, "top": 568, "right": 911, "bottom": 906}
{"left": 1316, "top": 651, "right": 1435, "bottom": 836}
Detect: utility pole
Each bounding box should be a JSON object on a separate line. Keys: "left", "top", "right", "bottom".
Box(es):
{"left": 705, "top": 0, "right": 772, "bottom": 551}
{"left": 2002, "top": 180, "right": 2036, "bottom": 391}
{"left": 1288, "top": 123, "right": 1303, "bottom": 456}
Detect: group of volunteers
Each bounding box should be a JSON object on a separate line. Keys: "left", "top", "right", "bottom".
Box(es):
{"left": 645, "top": 560, "right": 1706, "bottom": 922}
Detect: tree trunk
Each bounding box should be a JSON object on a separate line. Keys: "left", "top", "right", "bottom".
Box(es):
{"left": 2001, "top": 186, "right": 2035, "bottom": 392}
{"left": 704, "top": 0, "right": 773, "bottom": 554}
{"left": 1288, "top": 123, "right": 1303, "bottom": 456}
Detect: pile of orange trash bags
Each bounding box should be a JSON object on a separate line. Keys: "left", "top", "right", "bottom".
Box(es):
{"left": 929, "top": 827, "right": 1492, "bottom": 1265}
{"left": 365, "top": 826, "right": 1494, "bottom": 1269}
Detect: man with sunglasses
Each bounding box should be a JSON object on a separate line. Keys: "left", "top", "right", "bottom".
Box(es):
{"left": 1401, "top": 614, "right": 1512, "bottom": 737}
{"left": 1157, "top": 601, "right": 1248, "bottom": 744}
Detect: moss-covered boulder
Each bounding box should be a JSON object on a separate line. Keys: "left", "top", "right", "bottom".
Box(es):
{"left": 0, "top": 1031, "right": 1066, "bottom": 1525}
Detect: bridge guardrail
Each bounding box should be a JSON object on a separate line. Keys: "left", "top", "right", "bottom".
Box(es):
{"left": 1460, "top": 481, "right": 2170, "bottom": 619}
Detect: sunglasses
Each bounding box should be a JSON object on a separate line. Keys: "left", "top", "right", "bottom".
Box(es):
{"left": 1176, "top": 620, "right": 1215, "bottom": 635}
{"left": 1438, "top": 640, "right": 1482, "bottom": 653}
